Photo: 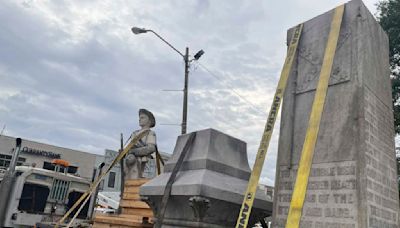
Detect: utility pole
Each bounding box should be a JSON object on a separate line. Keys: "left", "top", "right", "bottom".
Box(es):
{"left": 182, "top": 47, "right": 189, "bottom": 134}
{"left": 131, "top": 27, "right": 204, "bottom": 135}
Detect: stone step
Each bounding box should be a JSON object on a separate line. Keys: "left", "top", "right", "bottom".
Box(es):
{"left": 93, "top": 221, "right": 152, "bottom": 228}
{"left": 122, "top": 192, "right": 140, "bottom": 200}
{"left": 93, "top": 179, "right": 154, "bottom": 228}
{"left": 92, "top": 223, "right": 133, "bottom": 228}
{"left": 120, "top": 200, "right": 150, "bottom": 209}
{"left": 94, "top": 214, "right": 152, "bottom": 227}
{"left": 122, "top": 208, "right": 153, "bottom": 217}
{"left": 125, "top": 179, "right": 149, "bottom": 187}
{"left": 124, "top": 185, "right": 140, "bottom": 193}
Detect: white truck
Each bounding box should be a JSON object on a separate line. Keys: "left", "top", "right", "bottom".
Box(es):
{"left": 0, "top": 161, "right": 92, "bottom": 227}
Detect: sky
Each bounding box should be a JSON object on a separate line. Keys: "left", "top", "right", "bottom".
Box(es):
{"left": 0, "top": 0, "right": 379, "bottom": 186}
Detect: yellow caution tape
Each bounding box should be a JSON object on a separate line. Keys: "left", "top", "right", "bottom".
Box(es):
{"left": 235, "top": 23, "right": 303, "bottom": 228}
{"left": 55, "top": 129, "right": 150, "bottom": 227}
{"left": 285, "top": 4, "right": 344, "bottom": 228}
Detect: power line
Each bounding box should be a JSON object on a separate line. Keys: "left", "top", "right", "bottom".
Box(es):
{"left": 195, "top": 62, "right": 266, "bottom": 116}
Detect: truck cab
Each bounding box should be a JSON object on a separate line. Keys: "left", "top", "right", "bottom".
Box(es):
{"left": 1, "top": 161, "right": 92, "bottom": 227}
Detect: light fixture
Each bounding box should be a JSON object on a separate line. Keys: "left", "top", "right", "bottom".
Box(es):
{"left": 131, "top": 27, "right": 148, "bottom": 35}
{"left": 194, "top": 50, "right": 205, "bottom": 60}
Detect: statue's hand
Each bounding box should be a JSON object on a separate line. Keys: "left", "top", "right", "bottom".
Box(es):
{"left": 125, "top": 153, "right": 137, "bottom": 166}
{"left": 133, "top": 149, "right": 141, "bottom": 157}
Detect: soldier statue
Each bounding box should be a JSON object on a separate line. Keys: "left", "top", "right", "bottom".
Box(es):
{"left": 123, "top": 109, "right": 157, "bottom": 179}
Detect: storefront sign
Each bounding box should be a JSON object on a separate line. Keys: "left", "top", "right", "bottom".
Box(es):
{"left": 21, "top": 147, "right": 61, "bottom": 159}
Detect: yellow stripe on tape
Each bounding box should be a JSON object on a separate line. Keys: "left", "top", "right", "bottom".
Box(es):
{"left": 285, "top": 4, "right": 344, "bottom": 228}
{"left": 55, "top": 129, "right": 150, "bottom": 227}
{"left": 235, "top": 23, "right": 303, "bottom": 228}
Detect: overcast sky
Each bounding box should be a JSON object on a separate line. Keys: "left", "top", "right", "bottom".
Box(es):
{"left": 0, "top": 0, "right": 379, "bottom": 185}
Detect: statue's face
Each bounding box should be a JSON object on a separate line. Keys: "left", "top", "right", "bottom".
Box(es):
{"left": 139, "top": 114, "right": 150, "bottom": 128}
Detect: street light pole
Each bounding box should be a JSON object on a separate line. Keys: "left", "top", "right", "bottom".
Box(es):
{"left": 131, "top": 27, "right": 204, "bottom": 134}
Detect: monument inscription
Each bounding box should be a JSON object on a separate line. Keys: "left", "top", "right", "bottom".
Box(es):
{"left": 274, "top": 162, "right": 358, "bottom": 227}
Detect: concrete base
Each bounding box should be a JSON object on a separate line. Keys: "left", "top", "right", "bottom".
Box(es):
{"left": 140, "top": 129, "right": 272, "bottom": 227}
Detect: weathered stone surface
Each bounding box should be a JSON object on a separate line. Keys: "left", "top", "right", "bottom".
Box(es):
{"left": 140, "top": 128, "right": 272, "bottom": 227}
{"left": 272, "top": 0, "right": 400, "bottom": 227}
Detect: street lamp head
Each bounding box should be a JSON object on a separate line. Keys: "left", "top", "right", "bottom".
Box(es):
{"left": 131, "top": 27, "right": 148, "bottom": 35}
{"left": 194, "top": 49, "right": 205, "bottom": 60}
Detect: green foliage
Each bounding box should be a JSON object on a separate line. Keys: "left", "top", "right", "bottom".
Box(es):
{"left": 377, "top": 0, "right": 400, "bottom": 133}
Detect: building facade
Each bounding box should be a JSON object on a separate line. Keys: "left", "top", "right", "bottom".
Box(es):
{"left": 0, "top": 135, "right": 171, "bottom": 193}
{"left": 94, "top": 149, "right": 122, "bottom": 192}
{"left": 0, "top": 135, "right": 97, "bottom": 181}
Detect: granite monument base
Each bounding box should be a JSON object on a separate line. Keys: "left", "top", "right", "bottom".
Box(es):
{"left": 140, "top": 128, "right": 272, "bottom": 227}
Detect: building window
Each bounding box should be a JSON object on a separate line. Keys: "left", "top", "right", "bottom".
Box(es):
{"left": 99, "top": 180, "right": 104, "bottom": 191}
{"left": 17, "top": 157, "right": 26, "bottom": 166}
{"left": 0, "top": 154, "right": 10, "bottom": 167}
{"left": 108, "top": 172, "right": 116, "bottom": 188}
{"left": 0, "top": 154, "right": 26, "bottom": 168}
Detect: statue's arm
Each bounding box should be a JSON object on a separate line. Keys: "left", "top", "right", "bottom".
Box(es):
{"left": 132, "top": 144, "right": 156, "bottom": 156}
{"left": 132, "top": 131, "right": 157, "bottom": 157}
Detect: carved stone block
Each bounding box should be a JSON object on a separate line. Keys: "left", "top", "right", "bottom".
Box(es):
{"left": 140, "top": 128, "right": 272, "bottom": 227}
{"left": 273, "top": 1, "right": 399, "bottom": 227}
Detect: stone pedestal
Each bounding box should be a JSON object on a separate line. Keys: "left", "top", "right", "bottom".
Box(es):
{"left": 93, "top": 179, "right": 153, "bottom": 228}
{"left": 272, "top": 0, "right": 400, "bottom": 227}
{"left": 140, "top": 128, "right": 272, "bottom": 227}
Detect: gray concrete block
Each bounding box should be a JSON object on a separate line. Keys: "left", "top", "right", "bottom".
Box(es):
{"left": 140, "top": 128, "right": 272, "bottom": 227}
{"left": 272, "top": 0, "right": 399, "bottom": 227}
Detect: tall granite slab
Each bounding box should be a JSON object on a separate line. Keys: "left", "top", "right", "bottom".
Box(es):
{"left": 272, "top": 0, "right": 400, "bottom": 227}
{"left": 140, "top": 128, "right": 272, "bottom": 227}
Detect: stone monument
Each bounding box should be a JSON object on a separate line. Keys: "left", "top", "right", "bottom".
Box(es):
{"left": 272, "top": 0, "right": 400, "bottom": 227}
{"left": 140, "top": 128, "right": 272, "bottom": 227}
{"left": 123, "top": 109, "right": 157, "bottom": 180}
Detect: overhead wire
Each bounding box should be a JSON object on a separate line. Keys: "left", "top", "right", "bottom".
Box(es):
{"left": 194, "top": 62, "right": 267, "bottom": 117}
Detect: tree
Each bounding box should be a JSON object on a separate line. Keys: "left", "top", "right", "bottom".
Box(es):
{"left": 376, "top": 0, "right": 400, "bottom": 133}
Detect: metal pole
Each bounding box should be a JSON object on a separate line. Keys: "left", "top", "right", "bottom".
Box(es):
{"left": 88, "top": 162, "right": 105, "bottom": 220}
{"left": 8, "top": 138, "right": 22, "bottom": 173}
{"left": 118, "top": 133, "right": 124, "bottom": 214}
{"left": 182, "top": 47, "right": 189, "bottom": 135}
{"left": 0, "top": 138, "right": 22, "bottom": 227}
{"left": 147, "top": 30, "right": 185, "bottom": 58}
